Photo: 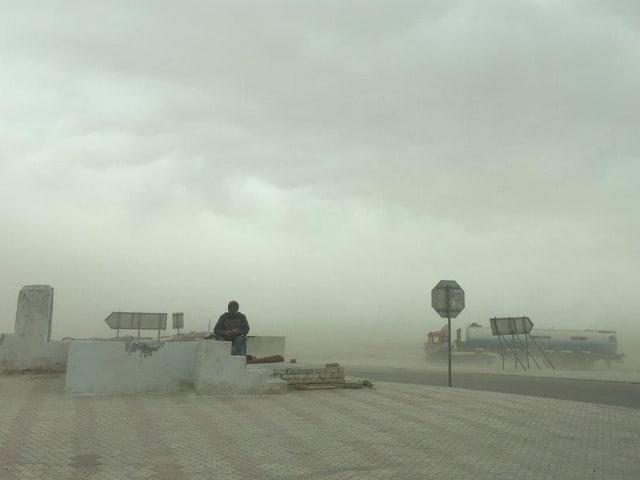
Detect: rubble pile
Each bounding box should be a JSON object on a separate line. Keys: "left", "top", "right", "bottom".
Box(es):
{"left": 272, "top": 363, "right": 373, "bottom": 390}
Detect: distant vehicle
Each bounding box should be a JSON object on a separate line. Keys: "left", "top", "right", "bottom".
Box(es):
{"left": 425, "top": 323, "right": 624, "bottom": 368}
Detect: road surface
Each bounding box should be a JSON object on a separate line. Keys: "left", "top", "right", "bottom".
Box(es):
{"left": 344, "top": 365, "right": 640, "bottom": 409}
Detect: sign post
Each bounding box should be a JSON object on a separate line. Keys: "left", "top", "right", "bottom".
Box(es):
{"left": 172, "top": 313, "right": 184, "bottom": 341}
{"left": 431, "top": 280, "right": 465, "bottom": 387}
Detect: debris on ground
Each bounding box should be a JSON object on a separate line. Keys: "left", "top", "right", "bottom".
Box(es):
{"left": 246, "top": 355, "right": 285, "bottom": 364}
{"left": 344, "top": 377, "right": 375, "bottom": 389}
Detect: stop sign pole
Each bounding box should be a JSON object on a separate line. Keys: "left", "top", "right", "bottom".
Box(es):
{"left": 431, "top": 280, "right": 465, "bottom": 387}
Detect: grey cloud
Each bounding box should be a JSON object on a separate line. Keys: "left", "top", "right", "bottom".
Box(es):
{"left": 0, "top": 1, "right": 638, "bottom": 342}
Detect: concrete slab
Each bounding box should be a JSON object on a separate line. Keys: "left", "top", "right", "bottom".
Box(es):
{"left": 65, "top": 340, "right": 199, "bottom": 395}
{"left": 14, "top": 285, "right": 54, "bottom": 341}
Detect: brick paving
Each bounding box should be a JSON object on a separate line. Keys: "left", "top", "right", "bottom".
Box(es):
{"left": 0, "top": 374, "right": 638, "bottom": 479}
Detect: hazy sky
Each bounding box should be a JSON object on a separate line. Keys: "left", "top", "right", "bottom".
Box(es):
{"left": 1, "top": 1, "right": 638, "bottom": 343}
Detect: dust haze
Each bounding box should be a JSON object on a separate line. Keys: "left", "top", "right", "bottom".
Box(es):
{"left": 1, "top": 1, "right": 639, "bottom": 374}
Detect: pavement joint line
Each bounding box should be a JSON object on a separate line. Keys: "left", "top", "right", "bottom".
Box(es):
{"left": 0, "top": 375, "right": 639, "bottom": 479}
{"left": 303, "top": 389, "right": 465, "bottom": 460}
{"left": 277, "top": 391, "right": 402, "bottom": 468}
{"left": 127, "top": 396, "right": 187, "bottom": 480}
{"left": 371, "top": 382, "right": 640, "bottom": 477}
{"left": 176, "top": 396, "right": 267, "bottom": 479}
{"left": 223, "top": 397, "right": 331, "bottom": 475}
{"left": 71, "top": 396, "right": 101, "bottom": 476}
{"left": 359, "top": 387, "right": 521, "bottom": 442}
{"left": 0, "top": 383, "right": 45, "bottom": 479}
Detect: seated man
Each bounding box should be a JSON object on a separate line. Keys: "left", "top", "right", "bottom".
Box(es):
{"left": 213, "top": 300, "right": 250, "bottom": 355}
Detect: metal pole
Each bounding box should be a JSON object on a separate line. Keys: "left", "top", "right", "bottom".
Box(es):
{"left": 447, "top": 287, "right": 452, "bottom": 387}
{"left": 448, "top": 316, "right": 452, "bottom": 387}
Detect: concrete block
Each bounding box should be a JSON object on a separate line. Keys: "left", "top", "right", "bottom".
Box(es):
{"left": 14, "top": 285, "right": 54, "bottom": 341}
{"left": 0, "top": 334, "right": 68, "bottom": 373}
{"left": 1, "top": 285, "right": 68, "bottom": 373}
{"left": 65, "top": 340, "right": 199, "bottom": 395}
{"left": 194, "top": 341, "right": 281, "bottom": 395}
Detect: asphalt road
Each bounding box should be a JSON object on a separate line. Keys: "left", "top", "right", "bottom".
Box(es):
{"left": 343, "top": 365, "right": 640, "bottom": 409}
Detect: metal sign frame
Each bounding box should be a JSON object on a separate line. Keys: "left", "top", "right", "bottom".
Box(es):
{"left": 489, "top": 317, "right": 555, "bottom": 371}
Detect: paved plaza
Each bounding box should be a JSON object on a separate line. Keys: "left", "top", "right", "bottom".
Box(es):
{"left": 0, "top": 374, "right": 638, "bottom": 480}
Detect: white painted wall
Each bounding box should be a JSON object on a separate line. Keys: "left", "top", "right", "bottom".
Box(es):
{"left": 0, "top": 334, "right": 68, "bottom": 372}
{"left": 0, "top": 333, "right": 286, "bottom": 375}
{"left": 194, "top": 340, "right": 285, "bottom": 395}
{"left": 65, "top": 339, "right": 287, "bottom": 395}
{"left": 65, "top": 340, "right": 199, "bottom": 395}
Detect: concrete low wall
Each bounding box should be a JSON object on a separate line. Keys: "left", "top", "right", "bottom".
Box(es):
{"left": 66, "top": 339, "right": 286, "bottom": 395}
{"left": 194, "top": 341, "right": 285, "bottom": 395}
{"left": 0, "top": 334, "right": 285, "bottom": 376}
{"left": 3, "top": 284, "right": 288, "bottom": 392}
{"left": 65, "top": 340, "right": 199, "bottom": 395}
{"left": 0, "top": 334, "right": 68, "bottom": 373}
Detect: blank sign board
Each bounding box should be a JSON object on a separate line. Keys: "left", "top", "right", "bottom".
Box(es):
{"left": 172, "top": 313, "right": 184, "bottom": 329}
{"left": 490, "top": 317, "right": 534, "bottom": 336}
{"left": 104, "top": 312, "right": 167, "bottom": 330}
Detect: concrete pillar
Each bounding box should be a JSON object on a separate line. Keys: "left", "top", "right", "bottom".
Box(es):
{"left": 14, "top": 285, "right": 54, "bottom": 341}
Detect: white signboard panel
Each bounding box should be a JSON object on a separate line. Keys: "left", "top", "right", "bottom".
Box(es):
{"left": 490, "top": 316, "right": 534, "bottom": 336}
{"left": 104, "top": 312, "right": 167, "bottom": 331}
{"left": 172, "top": 313, "right": 184, "bottom": 330}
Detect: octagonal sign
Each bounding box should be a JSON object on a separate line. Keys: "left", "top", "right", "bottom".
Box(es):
{"left": 431, "top": 280, "right": 465, "bottom": 319}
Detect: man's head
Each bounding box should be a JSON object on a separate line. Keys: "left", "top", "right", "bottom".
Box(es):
{"left": 228, "top": 300, "right": 239, "bottom": 314}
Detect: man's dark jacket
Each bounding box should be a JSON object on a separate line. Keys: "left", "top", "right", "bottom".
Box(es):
{"left": 213, "top": 312, "right": 250, "bottom": 340}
